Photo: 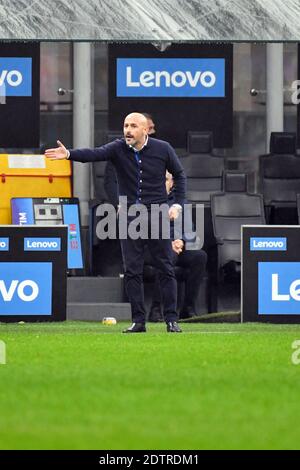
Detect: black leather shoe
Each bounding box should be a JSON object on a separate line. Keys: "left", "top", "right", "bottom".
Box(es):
{"left": 148, "top": 305, "right": 163, "bottom": 323}
{"left": 122, "top": 323, "right": 146, "bottom": 333}
{"left": 166, "top": 321, "right": 182, "bottom": 333}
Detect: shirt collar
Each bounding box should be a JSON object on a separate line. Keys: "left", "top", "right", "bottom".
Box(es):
{"left": 129, "top": 135, "right": 149, "bottom": 152}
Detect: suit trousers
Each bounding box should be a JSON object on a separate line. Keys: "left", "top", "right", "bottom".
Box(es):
{"left": 151, "top": 249, "right": 207, "bottom": 311}
{"left": 120, "top": 234, "right": 178, "bottom": 324}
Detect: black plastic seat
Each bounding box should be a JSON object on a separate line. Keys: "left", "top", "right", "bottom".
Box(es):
{"left": 187, "top": 131, "right": 214, "bottom": 155}
{"left": 181, "top": 131, "right": 224, "bottom": 205}
{"left": 260, "top": 132, "right": 300, "bottom": 224}
{"left": 211, "top": 171, "right": 265, "bottom": 273}
{"left": 210, "top": 172, "right": 265, "bottom": 311}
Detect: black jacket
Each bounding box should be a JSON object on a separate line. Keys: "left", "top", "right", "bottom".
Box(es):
{"left": 70, "top": 137, "right": 186, "bottom": 207}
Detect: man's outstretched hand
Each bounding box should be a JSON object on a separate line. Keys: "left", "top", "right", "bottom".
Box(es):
{"left": 45, "top": 140, "right": 68, "bottom": 160}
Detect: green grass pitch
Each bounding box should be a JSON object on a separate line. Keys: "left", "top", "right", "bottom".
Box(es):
{"left": 1, "top": 321, "right": 300, "bottom": 450}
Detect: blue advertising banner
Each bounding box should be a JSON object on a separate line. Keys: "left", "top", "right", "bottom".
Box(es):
{"left": 0, "top": 42, "right": 39, "bottom": 148}
{"left": 24, "top": 238, "right": 61, "bottom": 251}
{"left": 11, "top": 198, "right": 34, "bottom": 225}
{"left": 0, "top": 57, "right": 32, "bottom": 96}
{"left": 11, "top": 198, "right": 83, "bottom": 270}
{"left": 0, "top": 238, "right": 9, "bottom": 251}
{"left": 0, "top": 262, "right": 52, "bottom": 315}
{"left": 109, "top": 43, "right": 233, "bottom": 148}
{"left": 0, "top": 225, "right": 67, "bottom": 322}
{"left": 250, "top": 237, "right": 287, "bottom": 251}
{"left": 242, "top": 226, "right": 300, "bottom": 324}
{"left": 117, "top": 58, "right": 225, "bottom": 97}
{"left": 258, "top": 262, "right": 300, "bottom": 315}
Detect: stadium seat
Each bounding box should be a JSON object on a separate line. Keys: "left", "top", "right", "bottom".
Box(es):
{"left": 182, "top": 154, "right": 225, "bottom": 207}
{"left": 187, "top": 131, "right": 214, "bottom": 155}
{"left": 180, "top": 134, "right": 225, "bottom": 311}
{"left": 259, "top": 132, "right": 300, "bottom": 224}
{"left": 210, "top": 171, "right": 265, "bottom": 311}
{"left": 269, "top": 132, "right": 297, "bottom": 155}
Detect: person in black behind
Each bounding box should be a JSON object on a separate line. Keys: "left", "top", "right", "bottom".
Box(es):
{"left": 148, "top": 171, "right": 207, "bottom": 322}
{"left": 45, "top": 113, "right": 186, "bottom": 334}
{"left": 104, "top": 160, "right": 119, "bottom": 208}
{"left": 142, "top": 112, "right": 156, "bottom": 137}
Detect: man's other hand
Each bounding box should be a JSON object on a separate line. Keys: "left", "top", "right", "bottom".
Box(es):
{"left": 172, "top": 239, "right": 184, "bottom": 254}
{"left": 168, "top": 205, "right": 181, "bottom": 220}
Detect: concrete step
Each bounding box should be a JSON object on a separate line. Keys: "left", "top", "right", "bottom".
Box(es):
{"left": 67, "top": 302, "right": 131, "bottom": 321}
{"left": 67, "top": 276, "right": 125, "bottom": 303}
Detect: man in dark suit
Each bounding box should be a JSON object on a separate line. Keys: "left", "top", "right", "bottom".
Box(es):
{"left": 45, "top": 113, "right": 186, "bottom": 333}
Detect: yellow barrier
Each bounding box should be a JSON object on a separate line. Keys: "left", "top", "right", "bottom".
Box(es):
{"left": 0, "top": 154, "right": 72, "bottom": 223}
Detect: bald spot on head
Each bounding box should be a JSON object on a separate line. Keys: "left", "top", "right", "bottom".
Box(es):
{"left": 124, "top": 112, "right": 148, "bottom": 128}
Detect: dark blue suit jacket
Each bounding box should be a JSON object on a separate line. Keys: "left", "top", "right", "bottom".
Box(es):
{"left": 70, "top": 137, "right": 186, "bottom": 208}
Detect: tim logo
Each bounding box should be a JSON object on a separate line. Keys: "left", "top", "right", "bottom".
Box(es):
{"left": 250, "top": 237, "right": 287, "bottom": 251}
{"left": 0, "top": 58, "right": 32, "bottom": 97}
{"left": 0, "top": 262, "right": 52, "bottom": 315}
{"left": 258, "top": 262, "right": 300, "bottom": 315}
{"left": 69, "top": 224, "right": 78, "bottom": 250}
{"left": 117, "top": 58, "right": 225, "bottom": 97}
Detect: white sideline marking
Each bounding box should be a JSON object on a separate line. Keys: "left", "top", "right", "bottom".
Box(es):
{"left": 189, "top": 331, "right": 238, "bottom": 334}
